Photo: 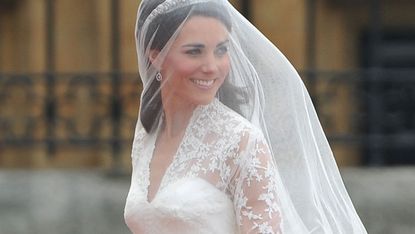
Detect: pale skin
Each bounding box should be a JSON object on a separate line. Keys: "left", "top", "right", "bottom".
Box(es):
{"left": 147, "top": 16, "right": 231, "bottom": 202}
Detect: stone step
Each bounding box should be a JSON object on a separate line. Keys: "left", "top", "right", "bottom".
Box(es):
{"left": 0, "top": 168, "right": 414, "bottom": 234}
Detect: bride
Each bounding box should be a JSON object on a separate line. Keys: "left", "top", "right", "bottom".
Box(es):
{"left": 124, "top": 0, "right": 367, "bottom": 233}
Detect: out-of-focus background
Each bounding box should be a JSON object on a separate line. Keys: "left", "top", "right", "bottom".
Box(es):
{"left": 0, "top": 0, "right": 414, "bottom": 233}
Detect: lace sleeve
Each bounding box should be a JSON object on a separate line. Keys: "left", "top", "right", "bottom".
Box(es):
{"left": 231, "top": 130, "right": 283, "bottom": 234}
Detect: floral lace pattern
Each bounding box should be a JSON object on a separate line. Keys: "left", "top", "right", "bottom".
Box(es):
{"left": 126, "top": 99, "right": 282, "bottom": 234}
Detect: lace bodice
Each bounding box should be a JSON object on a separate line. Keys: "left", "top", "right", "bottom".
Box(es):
{"left": 124, "top": 99, "right": 282, "bottom": 233}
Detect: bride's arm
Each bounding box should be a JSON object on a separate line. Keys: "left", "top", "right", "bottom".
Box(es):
{"left": 231, "top": 130, "right": 283, "bottom": 234}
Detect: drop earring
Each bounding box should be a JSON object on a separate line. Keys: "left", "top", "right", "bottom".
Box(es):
{"left": 156, "top": 72, "right": 162, "bottom": 81}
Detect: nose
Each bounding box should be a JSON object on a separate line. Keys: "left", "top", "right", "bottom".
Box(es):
{"left": 201, "top": 54, "right": 219, "bottom": 74}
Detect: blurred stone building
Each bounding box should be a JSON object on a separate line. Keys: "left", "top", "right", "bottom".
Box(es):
{"left": 1, "top": 0, "right": 414, "bottom": 168}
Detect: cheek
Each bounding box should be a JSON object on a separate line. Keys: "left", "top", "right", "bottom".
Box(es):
{"left": 219, "top": 57, "right": 231, "bottom": 78}
{"left": 166, "top": 57, "right": 200, "bottom": 80}
{"left": 177, "top": 62, "right": 199, "bottom": 78}
{"left": 162, "top": 58, "right": 199, "bottom": 94}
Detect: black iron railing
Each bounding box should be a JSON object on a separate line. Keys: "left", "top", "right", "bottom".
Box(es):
{"left": 0, "top": 70, "right": 414, "bottom": 166}
{"left": 303, "top": 69, "right": 415, "bottom": 165}
{"left": 0, "top": 73, "right": 140, "bottom": 171}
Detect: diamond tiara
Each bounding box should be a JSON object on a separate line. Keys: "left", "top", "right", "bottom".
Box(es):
{"left": 146, "top": 0, "right": 212, "bottom": 24}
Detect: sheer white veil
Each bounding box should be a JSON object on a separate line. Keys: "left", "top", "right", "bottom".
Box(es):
{"left": 133, "top": 0, "right": 367, "bottom": 233}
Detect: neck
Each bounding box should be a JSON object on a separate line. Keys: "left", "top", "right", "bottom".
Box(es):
{"left": 161, "top": 98, "right": 197, "bottom": 138}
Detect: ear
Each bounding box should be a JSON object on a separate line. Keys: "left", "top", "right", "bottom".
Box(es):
{"left": 149, "top": 49, "right": 161, "bottom": 69}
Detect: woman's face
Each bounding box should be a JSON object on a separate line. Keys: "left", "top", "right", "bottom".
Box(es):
{"left": 158, "top": 16, "right": 230, "bottom": 107}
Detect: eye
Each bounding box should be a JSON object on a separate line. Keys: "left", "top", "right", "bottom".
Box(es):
{"left": 185, "top": 48, "right": 202, "bottom": 56}
{"left": 215, "top": 45, "right": 229, "bottom": 57}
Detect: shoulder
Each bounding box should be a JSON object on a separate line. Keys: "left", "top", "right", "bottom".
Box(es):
{"left": 131, "top": 120, "right": 149, "bottom": 158}
{"left": 200, "top": 99, "right": 265, "bottom": 143}
{"left": 133, "top": 120, "right": 147, "bottom": 142}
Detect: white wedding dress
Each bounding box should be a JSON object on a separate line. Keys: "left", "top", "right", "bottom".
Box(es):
{"left": 124, "top": 99, "right": 283, "bottom": 234}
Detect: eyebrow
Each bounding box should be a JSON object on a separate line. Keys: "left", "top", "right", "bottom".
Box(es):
{"left": 217, "top": 39, "right": 230, "bottom": 47}
{"left": 182, "top": 39, "right": 230, "bottom": 49}
{"left": 182, "top": 43, "right": 204, "bottom": 49}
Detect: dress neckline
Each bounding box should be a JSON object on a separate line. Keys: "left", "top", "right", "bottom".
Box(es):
{"left": 144, "top": 100, "right": 215, "bottom": 203}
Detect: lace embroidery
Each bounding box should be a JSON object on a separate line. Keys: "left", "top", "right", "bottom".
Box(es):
{"left": 131, "top": 124, "right": 149, "bottom": 192}
{"left": 131, "top": 99, "right": 282, "bottom": 233}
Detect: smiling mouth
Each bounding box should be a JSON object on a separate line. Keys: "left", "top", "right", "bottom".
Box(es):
{"left": 191, "top": 79, "right": 215, "bottom": 88}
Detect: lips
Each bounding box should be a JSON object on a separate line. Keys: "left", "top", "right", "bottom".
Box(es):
{"left": 191, "top": 79, "right": 215, "bottom": 88}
